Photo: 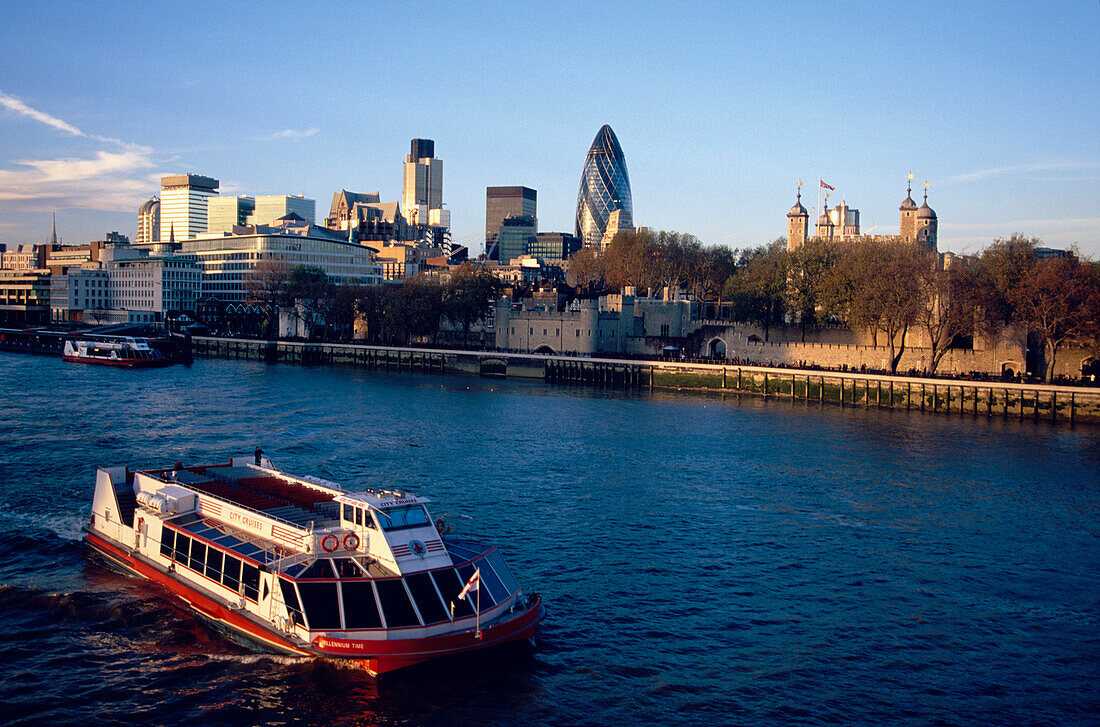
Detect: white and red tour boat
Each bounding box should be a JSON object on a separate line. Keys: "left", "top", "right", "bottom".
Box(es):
{"left": 83, "top": 456, "right": 545, "bottom": 675}
{"left": 63, "top": 336, "right": 174, "bottom": 367}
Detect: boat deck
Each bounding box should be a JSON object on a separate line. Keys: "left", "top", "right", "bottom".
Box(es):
{"left": 169, "top": 465, "right": 340, "bottom": 529}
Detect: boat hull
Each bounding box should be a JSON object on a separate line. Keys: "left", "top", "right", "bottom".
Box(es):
{"left": 63, "top": 354, "right": 175, "bottom": 368}
{"left": 84, "top": 528, "right": 544, "bottom": 675}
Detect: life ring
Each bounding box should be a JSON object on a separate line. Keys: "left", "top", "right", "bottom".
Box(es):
{"left": 343, "top": 533, "right": 360, "bottom": 551}
{"left": 321, "top": 534, "right": 339, "bottom": 552}
{"left": 435, "top": 518, "right": 446, "bottom": 534}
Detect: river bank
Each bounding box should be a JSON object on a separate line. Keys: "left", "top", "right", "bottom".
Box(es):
{"left": 190, "top": 336, "right": 1100, "bottom": 425}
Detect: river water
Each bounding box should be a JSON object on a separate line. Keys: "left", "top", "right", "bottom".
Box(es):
{"left": 0, "top": 352, "right": 1097, "bottom": 726}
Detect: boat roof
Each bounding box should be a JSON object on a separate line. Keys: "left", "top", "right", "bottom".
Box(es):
{"left": 148, "top": 462, "right": 343, "bottom": 531}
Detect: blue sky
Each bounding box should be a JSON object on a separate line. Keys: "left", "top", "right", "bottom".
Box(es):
{"left": 1, "top": 2, "right": 1097, "bottom": 256}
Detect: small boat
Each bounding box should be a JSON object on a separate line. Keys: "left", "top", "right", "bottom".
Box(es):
{"left": 62, "top": 336, "right": 175, "bottom": 367}
{"left": 83, "top": 456, "right": 545, "bottom": 675}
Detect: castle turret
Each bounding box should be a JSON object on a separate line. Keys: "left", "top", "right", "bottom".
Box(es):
{"left": 786, "top": 185, "right": 808, "bottom": 251}
{"left": 815, "top": 203, "right": 834, "bottom": 242}
{"left": 915, "top": 184, "right": 938, "bottom": 252}
{"left": 899, "top": 177, "right": 918, "bottom": 243}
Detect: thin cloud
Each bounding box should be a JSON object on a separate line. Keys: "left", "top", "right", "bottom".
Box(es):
{"left": 0, "top": 89, "right": 86, "bottom": 137}
{"left": 0, "top": 149, "right": 157, "bottom": 211}
{"left": 949, "top": 160, "right": 1099, "bottom": 184}
{"left": 259, "top": 127, "right": 320, "bottom": 141}
{"left": 0, "top": 89, "right": 161, "bottom": 213}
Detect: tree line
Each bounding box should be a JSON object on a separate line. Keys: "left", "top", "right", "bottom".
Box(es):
{"left": 565, "top": 229, "right": 1100, "bottom": 381}
{"left": 245, "top": 260, "right": 502, "bottom": 346}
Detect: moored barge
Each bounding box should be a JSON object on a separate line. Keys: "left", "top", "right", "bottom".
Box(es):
{"left": 63, "top": 335, "right": 175, "bottom": 367}
{"left": 83, "top": 456, "right": 544, "bottom": 674}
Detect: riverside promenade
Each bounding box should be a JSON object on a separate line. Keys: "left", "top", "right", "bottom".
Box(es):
{"left": 192, "top": 336, "right": 1100, "bottom": 425}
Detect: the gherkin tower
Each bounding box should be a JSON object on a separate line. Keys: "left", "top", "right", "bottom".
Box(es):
{"left": 575, "top": 125, "right": 633, "bottom": 248}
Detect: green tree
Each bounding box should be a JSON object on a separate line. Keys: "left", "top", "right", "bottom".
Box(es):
{"left": 725, "top": 239, "right": 787, "bottom": 341}
{"left": 1015, "top": 254, "right": 1099, "bottom": 382}
{"left": 444, "top": 263, "right": 503, "bottom": 346}
{"left": 916, "top": 261, "right": 978, "bottom": 375}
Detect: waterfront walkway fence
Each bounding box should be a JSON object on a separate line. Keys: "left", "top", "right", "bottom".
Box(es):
{"left": 191, "top": 337, "right": 1100, "bottom": 425}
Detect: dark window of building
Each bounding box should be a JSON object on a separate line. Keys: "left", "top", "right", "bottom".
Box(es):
{"left": 204, "top": 547, "right": 223, "bottom": 581}
{"left": 300, "top": 559, "right": 335, "bottom": 579}
{"left": 189, "top": 541, "right": 207, "bottom": 572}
{"left": 478, "top": 560, "right": 510, "bottom": 603}
{"left": 486, "top": 550, "right": 520, "bottom": 594}
{"left": 333, "top": 558, "right": 362, "bottom": 579}
{"left": 405, "top": 573, "right": 448, "bottom": 624}
{"left": 160, "top": 528, "right": 175, "bottom": 558}
{"left": 457, "top": 563, "right": 496, "bottom": 611}
{"left": 222, "top": 556, "right": 242, "bottom": 591}
{"left": 280, "top": 578, "right": 305, "bottom": 627}
{"left": 431, "top": 569, "right": 475, "bottom": 618}
{"left": 341, "top": 581, "right": 382, "bottom": 629}
{"left": 376, "top": 505, "right": 430, "bottom": 532}
{"left": 174, "top": 533, "right": 191, "bottom": 563}
{"left": 241, "top": 563, "right": 260, "bottom": 601}
{"left": 298, "top": 582, "right": 342, "bottom": 630}
{"left": 376, "top": 579, "right": 420, "bottom": 627}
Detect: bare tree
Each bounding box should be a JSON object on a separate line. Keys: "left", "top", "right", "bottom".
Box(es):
{"left": 244, "top": 259, "right": 290, "bottom": 338}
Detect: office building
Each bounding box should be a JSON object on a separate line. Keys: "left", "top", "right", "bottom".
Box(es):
{"left": 160, "top": 174, "right": 219, "bottom": 242}
{"left": 253, "top": 194, "right": 316, "bottom": 226}
{"left": 402, "top": 138, "right": 446, "bottom": 230}
{"left": 486, "top": 186, "right": 537, "bottom": 258}
{"left": 183, "top": 215, "right": 382, "bottom": 303}
{"left": 208, "top": 196, "right": 256, "bottom": 234}
{"left": 496, "top": 215, "right": 538, "bottom": 264}
{"left": 576, "top": 125, "right": 634, "bottom": 248}
{"left": 136, "top": 196, "right": 160, "bottom": 245}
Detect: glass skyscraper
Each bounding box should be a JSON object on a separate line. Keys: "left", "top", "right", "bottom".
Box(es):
{"left": 575, "top": 125, "right": 633, "bottom": 248}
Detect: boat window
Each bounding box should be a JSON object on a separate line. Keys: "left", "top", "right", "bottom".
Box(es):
{"left": 204, "top": 548, "right": 224, "bottom": 581}
{"left": 354, "top": 507, "right": 362, "bottom": 526}
{"left": 241, "top": 563, "right": 260, "bottom": 601}
{"left": 299, "top": 559, "right": 335, "bottom": 579}
{"left": 174, "top": 533, "right": 191, "bottom": 563}
{"left": 284, "top": 562, "right": 307, "bottom": 578}
{"left": 343, "top": 503, "right": 354, "bottom": 522}
{"left": 160, "top": 528, "right": 175, "bottom": 559}
{"left": 298, "top": 582, "right": 342, "bottom": 630}
{"left": 362, "top": 509, "right": 377, "bottom": 530}
{"left": 189, "top": 541, "right": 207, "bottom": 572}
{"left": 486, "top": 550, "right": 519, "bottom": 594}
{"left": 457, "top": 563, "right": 496, "bottom": 611}
{"left": 341, "top": 581, "right": 382, "bottom": 629}
{"left": 405, "top": 573, "right": 449, "bottom": 624}
{"left": 375, "top": 579, "right": 420, "bottom": 627}
{"left": 478, "top": 559, "right": 510, "bottom": 604}
{"left": 431, "top": 569, "right": 475, "bottom": 619}
{"left": 222, "top": 556, "right": 242, "bottom": 591}
{"left": 445, "top": 541, "right": 482, "bottom": 563}
{"left": 375, "top": 505, "right": 430, "bottom": 532}
{"left": 279, "top": 578, "right": 305, "bottom": 627}
{"left": 333, "top": 558, "right": 363, "bottom": 579}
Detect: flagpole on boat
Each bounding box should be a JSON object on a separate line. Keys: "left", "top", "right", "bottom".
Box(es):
{"left": 476, "top": 576, "right": 482, "bottom": 640}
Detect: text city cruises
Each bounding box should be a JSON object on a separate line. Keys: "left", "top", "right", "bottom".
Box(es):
{"left": 83, "top": 456, "right": 545, "bottom": 675}
{"left": 62, "top": 335, "right": 175, "bottom": 368}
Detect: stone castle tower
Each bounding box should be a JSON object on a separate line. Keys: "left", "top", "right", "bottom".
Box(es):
{"left": 915, "top": 186, "right": 938, "bottom": 252}
{"left": 786, "top": 187, "right": 809, "bottom": 250}
{"left": 787, "top": 177, "right": 937, "bottom": 252}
